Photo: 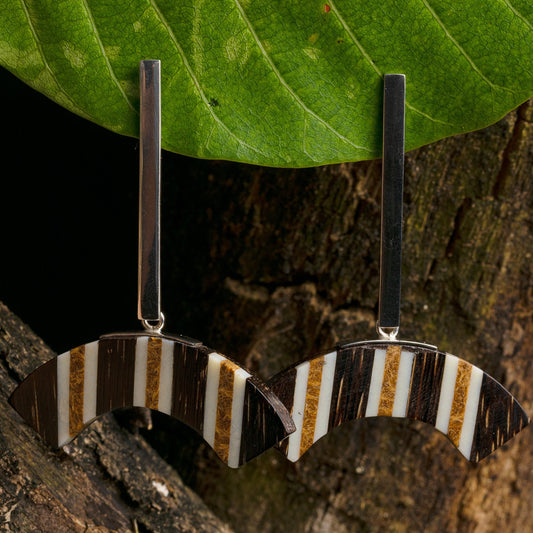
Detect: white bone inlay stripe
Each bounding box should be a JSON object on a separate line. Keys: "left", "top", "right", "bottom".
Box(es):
{"left": 227, "top": 368, "right": 251, "bottom": 468}
{"left": 203, "top": 353, "right": 224, "bottom": 447}
{"left": 365, "top": 349, "right": 387, "bottom": 417}
{"left": 313, "top": 351, "right": 337, "bottom": 443}
{"left": 287, "top": 362, "right": 310, "bottom": 462}
{"left": 392, "top": 350, "right": 415, "bottom": 418}
{"left": 158, "top": 339, "right": 174, "bottom": 415}
{"left": 435, "top": 354, "right": 459, "bottom": 434}
{"left": 133, "top": 337, "right": 148, "bottom": 407}
{"left": 83, "top": 341, "right": 98, "bottom": 424}
{"left": 458, "top": 365, "right": 483, "bottom": 459}
{"left": 57, "top": 351, "right": 70, "bottom": 447}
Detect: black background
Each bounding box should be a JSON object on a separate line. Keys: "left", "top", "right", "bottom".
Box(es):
{"left": 1, "top": 67, "right": 216, "bottom": 354}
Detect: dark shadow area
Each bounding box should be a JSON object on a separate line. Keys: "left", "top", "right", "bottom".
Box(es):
{"left": 0, "top": 67, "right": 219, "bottom": 353}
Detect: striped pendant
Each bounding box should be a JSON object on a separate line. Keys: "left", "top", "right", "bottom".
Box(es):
{"left": 268, "top": 342, "right": 529, "bottom": 463}
{"left": 9, "top": 332, "right": 295, "bottom": 468}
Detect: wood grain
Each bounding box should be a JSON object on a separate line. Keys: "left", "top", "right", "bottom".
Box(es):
{"left": 407, "top": 350, "right": 445, "bottom": 425}
{"left": 213, "top": 360, "right": 238, "bottom": 463}
{"left": 299, "top": 356, "right": 324, "bottom": 456}
{"left": 0, "top": 302, "right": 232, "bottom": 533}
{"left": 145, "top": 337, "right": 162, "bottom": 410}
{"left": 377, "top": 345, "right": 401, "bottom": 416}
{"left": 9, "top": 333, "right": 295, "bottom": 467}
{"left": 9, "top": 356, "right": 58, "bottom": 447}
{"left": 69, "top": 345, "right": 85, "bottom": 436}
{"left": 268, "top": 342, "right": 529, "bottom": 462}
{"left": 447, "top": 360, "right": 472, "bottom": 447}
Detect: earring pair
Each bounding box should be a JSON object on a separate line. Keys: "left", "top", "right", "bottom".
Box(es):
{"left": 10, "top": 63, "right": 529, "bottom": 468}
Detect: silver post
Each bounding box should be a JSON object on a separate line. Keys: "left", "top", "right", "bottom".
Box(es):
{"left": 377, "top": 74, "right": 405, "bottom": 341}
{"left": 138, "top": 60, "right": 163, "bottom": 332}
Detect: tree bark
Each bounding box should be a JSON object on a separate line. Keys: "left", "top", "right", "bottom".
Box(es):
{"left": 159, "top": 99, "right": 533, "bottom": 533}
{"left": 1, "top": 99, "right": 532, "bottom": 532}
{"left": 0, "top": 303, "right": 232, "bottom": 532}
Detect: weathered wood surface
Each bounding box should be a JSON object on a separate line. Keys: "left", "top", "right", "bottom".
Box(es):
{"left": 1, "top": 97, "right": 532, "bottom": 532}
{"left": 153, "top": 100, "right": 533, "bottom": 532}
{"left": 0, "top": 302, "right": 232, "bottom": 532}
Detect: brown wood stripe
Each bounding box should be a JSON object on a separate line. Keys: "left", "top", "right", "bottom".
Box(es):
{"left": 69, "top": 345, "right": 85, "bottom": 436}
{"left": 329, "top": 347, "right": 375, "bottom": 429}
{"left": 171, "top": 344, "right": 208, "bottom": 432}
{"left": 377, "top": 345, "right": 402, "bottom": 416}
{"left": 96, "top": 338, "right": 136, "bottom": 414}
{"left": 407, "top": 350, "right": 445, "bottom": 425}
{"left": 213, "top": 359, "right": 240, "bottom": 463}
{"left": 9, "top": 357, "right": 59, "bottom": 447}
{"left": 470, "top": 373, "right": 530, "bottom": 461}
{"left": 269, "top": 367, "right": 297, "bottom": 455}
{"left": 145, "top": 337, "right": 162, "bottom": 410}
{"left": 299, "top": 356, "right": 324, "bottom": 455}
{"left": 447, "top": 360, "right": 472, "bottom": 446}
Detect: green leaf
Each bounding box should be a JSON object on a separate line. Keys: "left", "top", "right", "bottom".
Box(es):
{"left": 1, "top": 0, "right": 532, "bottom": 167}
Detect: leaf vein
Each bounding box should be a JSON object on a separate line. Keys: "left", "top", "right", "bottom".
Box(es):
{"left": 302, "top": 114, "right": 315, "bottom": 161}
{"left": 150, "top": 0, "right": 267, "bottom": 158}
{"left": 501, "top": 0, "right": 533, "bottom": 31}
{"left": 17, "top": 0, "right": 93, "bottom": 119}
{"left": 327, "top": 0, "right": 382, "bottom": 77}
{"left": 80, "top": 0, "right": 137, "bottom": 113}
{"left": 405, "top": 103, "right": 454, "bottom": 126}
{"left": 232, "top": 0, "right": 370, "bottom": 152}
{"left": 421, "top": 0, "right": 514, "bottom": 94}
{"left": 330, "top": 0, "right": 454, "bottom": 127}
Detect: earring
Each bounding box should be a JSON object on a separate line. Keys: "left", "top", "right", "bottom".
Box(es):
{"left": 268, "top": 75, "right": 529, "bottom": 463}
{"left": 9, "top": 60, "right": 295, "bottom": 468}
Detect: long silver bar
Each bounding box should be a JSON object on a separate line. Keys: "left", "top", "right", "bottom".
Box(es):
{"left": 378, "top": 74, "right": 405, "bottom": 338}
{"left": 138, "top": 60, "right": 161, "bottom": 323}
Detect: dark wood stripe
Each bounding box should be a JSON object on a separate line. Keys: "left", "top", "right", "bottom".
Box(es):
{"left": 470, "top": 373, "right": 530, "bottom": 461}
{"left": 263, "top": 367, "right": 296, "bottom": 455}
{"left": 213, "top": 360, "right": 237, "bottom": 463}
{"left": 69, "top": 345, "right": 85, "bottom": 436}
{"left": 407, "top": 349, "right": 445, "bottom": 425}
{"left": 145, "top": 337, "right": 162, "bottom": 410}
{"left": 329, "top": 347, "right": 375, "bottom": 429}
{"left": 96, "top": 338, "right": 136, "bottom": 414}
{"left": 9, "top": 357, "right": 59, "bottom": 447}
{"left": 240, "top": 377, "right": 296, "bottom": 464}
{"left": 171, "top": 344, "right": 208, "bottom": 432}
{"left": 272, "top": 367, "right": 297, "bottom": 414}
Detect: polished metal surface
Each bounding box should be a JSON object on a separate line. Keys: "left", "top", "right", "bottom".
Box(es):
{"left": 138, "top": 60, "right": 162, "bottom": 324}
{"left": 337, "top": 338, "right": 437, "bottom": 352}
{"left": 378, "top": 74, "right": 405, "bottom": 331}
{"left": 377, "top": 325, "right": 399, "bottom": 341}
{"left": 100, "top": 329, "right": 203, "bottom": 347}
